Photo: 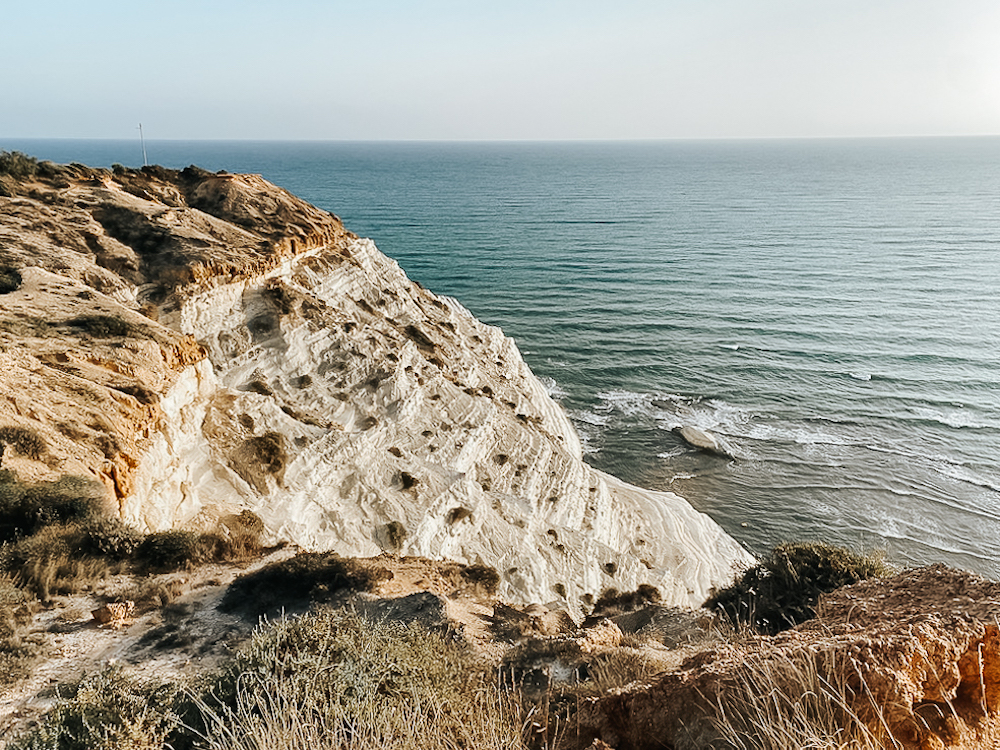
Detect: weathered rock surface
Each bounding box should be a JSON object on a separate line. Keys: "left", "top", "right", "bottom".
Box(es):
{"left": 574, "top": 565, "right": 1000, "bottom": 750}
{"left": 0, "top": 162, "right": 751, "bottom": 611}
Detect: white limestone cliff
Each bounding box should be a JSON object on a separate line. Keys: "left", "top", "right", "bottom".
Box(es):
{"left": 0, "top": 164, "right": 751, "bottom": 614}
{"left": 124, "top": 237, "right": 752, "bottom": 611}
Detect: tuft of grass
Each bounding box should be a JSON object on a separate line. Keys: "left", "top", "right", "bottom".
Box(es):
{"left": 1, "top": 523, "right": 126, "bottom": 602}
{"left": 704, "top": 542, "right": 893, "bottom": 634}
{"left": 591, "top": 584, "right": 662, "bottom": 618}
{"left": 680, "top": 646, "right": 899, "bottom": 750}
{"left": 0, "top": 574, "right": 42, "bottom": 687}
{"left": 0, "top": 473, "right": 106, "bottom": 543}
{"left": 219, "top": 552, "right": 391, "bottom": 618}
{"left": 0, "top": 425, "right": 46, "bottom": 460}
{"left": 181, "top": 609, "right": 528, "bottom": 750}
{"left": 0, "top": 265, "right": 22, "bottom": 294}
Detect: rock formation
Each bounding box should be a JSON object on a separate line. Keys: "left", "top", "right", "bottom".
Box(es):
{"left": 0, "top": 161, "right": 751, "bottom": 611}
{"left": 673, "top": 425, "right": 734, "bottom": 459}
{"left": 574, "top": 565, "right": 1000, "bottom": 750}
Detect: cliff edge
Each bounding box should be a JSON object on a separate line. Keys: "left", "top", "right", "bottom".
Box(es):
{"left": 0, "top": 160, "right": 752, "bottom": 610}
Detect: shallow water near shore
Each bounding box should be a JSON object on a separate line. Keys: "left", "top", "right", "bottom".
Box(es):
{"left": 7, "top": 136, "right": 1000, "bottom": 576}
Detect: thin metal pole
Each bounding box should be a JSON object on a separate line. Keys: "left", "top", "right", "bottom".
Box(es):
{"left": 138, "top": 123, "right": 148, "bottom": 166}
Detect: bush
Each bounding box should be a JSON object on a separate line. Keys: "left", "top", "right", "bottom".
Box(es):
{"left": 0, "top": 151, "right": 39, "bottom": 180}
{"left": 219, "top": 551, "right": 391, "bottom": 617}
{"left": 133, "top": 529, "right": 205, "bottom": 572}
{"left": 77, "top": 517, "right": 144, "bottom": 560}
{"left": 0, "top": 265, "right": 22, "bottom": 294}
{"left": 10, "top": 666, "right": 180, "bottom": 750}
{"left": 704, "top": 542, "right": 893, "bottom": 634}
{"left": 0, "top": 474, "right": 106, "bottom": 543}
{"left": 0, "top": 425, "right": 46, "bottom": 460}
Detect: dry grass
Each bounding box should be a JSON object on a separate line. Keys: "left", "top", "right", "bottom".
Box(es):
{"left": 184, "top": 608, "right": 532, "bottom": 750}
{"left": 678, "top": 645, "right": 902, "bottom": 750}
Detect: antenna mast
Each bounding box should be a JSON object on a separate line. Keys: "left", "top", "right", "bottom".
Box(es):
{"left": 138, "top": 123, "right": 148, "bottom": 166}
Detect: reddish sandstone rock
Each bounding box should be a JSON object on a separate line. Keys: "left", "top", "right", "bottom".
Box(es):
{"left": 573, "top": 565, "right": 1000, "bottom": 750}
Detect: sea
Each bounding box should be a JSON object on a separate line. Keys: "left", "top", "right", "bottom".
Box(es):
{"left": 4, "top": 137, "right": 999, "bottom": 577}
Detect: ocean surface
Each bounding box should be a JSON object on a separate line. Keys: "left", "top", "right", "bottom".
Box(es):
{"left": 5, "top": 137, "right": 1000, "bottom": 577}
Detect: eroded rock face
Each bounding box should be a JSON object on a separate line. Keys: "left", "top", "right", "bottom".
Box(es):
{"left": 575, "top": 565, "right": 1000, "bottom": 750}
{"left": 0, "top": 163, "right": 751, "bottom": 611}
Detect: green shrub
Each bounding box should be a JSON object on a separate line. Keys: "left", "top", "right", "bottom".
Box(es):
{"left": 78, "top": 517, "right": 144, "bottom": 560}
{"left": 704, "top": 542, "right": 893, "bottom": 634}
{"left": 0, "top": 151, "right": 39, "bottom": 180}
{"left": 219, "top": 551, "right": 391, "bottom": 618}
{"left": 133, "top": 529, "right": 204, "bottom": 572}
{"left": 10, "top": 666, "right": 180, "bottom": 750}
{"left": 0, "top": 474, "right": 105, "bottom": 543}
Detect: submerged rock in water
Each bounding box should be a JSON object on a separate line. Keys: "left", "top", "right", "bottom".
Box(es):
{"left": 674, "top": 426, "right": 735, "bottom": 459}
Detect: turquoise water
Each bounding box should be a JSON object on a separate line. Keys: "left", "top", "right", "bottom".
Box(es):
{"left": 6, "top": 138, "right": 1000, "bottom": 575}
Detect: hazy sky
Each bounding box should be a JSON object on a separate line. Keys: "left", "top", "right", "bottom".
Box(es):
{"left": 4, "top": 0, "right": 1000, "bottom": 141}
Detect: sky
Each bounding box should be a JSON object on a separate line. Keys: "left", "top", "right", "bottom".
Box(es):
{"left": 3, "top": 0, "right": 1000, "bottom": 141}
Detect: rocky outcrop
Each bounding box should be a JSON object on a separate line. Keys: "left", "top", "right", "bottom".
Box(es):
{"left": 673, "top": 425, "right": 734, "bottom": 459}
{"left": 0, "top": 162, "right": 751, "bottom": 611}
{"left": 574, "top": 565, "right": 1000, "bottom": 750}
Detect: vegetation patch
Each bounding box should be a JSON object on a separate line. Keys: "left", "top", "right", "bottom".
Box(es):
{"left": 591, "top": 584, "right": 662, "bottom": 618}
{"left": 65, "top": 314, "right": 142, "bottom": 339}
{"left": 0, "top": 425, "right": 46, "bottom": 460}
{"left": 0, "top": 151, "right": 39, "bottom": 180}
{"left": 181, "top": 609, "right": 522, "bottom": 750}
{"left": 0, "top": 265, "right": 22, "bottom": 294}
{"left": 9, "top": 666, "right": 180, "bottom": 750}
{"left": 0, "top": 575, "right": 42, "bottom": 688}
{"left": 220, "top": 551, "right": 392, "bottom": 618}
{"left": 704, "top": 542, "right": 893, "bottom": 634}
{"left": 460, "top": 563, "right": 501, "bottom": 595}
{"left": 229, "top": 432, "right": 287, "bottom": 493}
{"left": 0, "top": 473, "right": 105, "bottom": 543}
{"left": 133, "top": 529, "right": 207, "bottom": 573}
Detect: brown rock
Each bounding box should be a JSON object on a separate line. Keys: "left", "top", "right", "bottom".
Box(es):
{"left": 92, "top": 600, "right": 136, "bottom": 627}
{"left": 575, "top": 566, "right": 1000, "bottom": 750}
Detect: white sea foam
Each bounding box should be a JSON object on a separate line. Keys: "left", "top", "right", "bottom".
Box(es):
{"left": 539, "top": 376, "right": 568, "bottom": 400}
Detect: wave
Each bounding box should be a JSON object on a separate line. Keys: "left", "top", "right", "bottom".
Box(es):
{"left": 539, "top": 376, "right": 568, "bottom": 400}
